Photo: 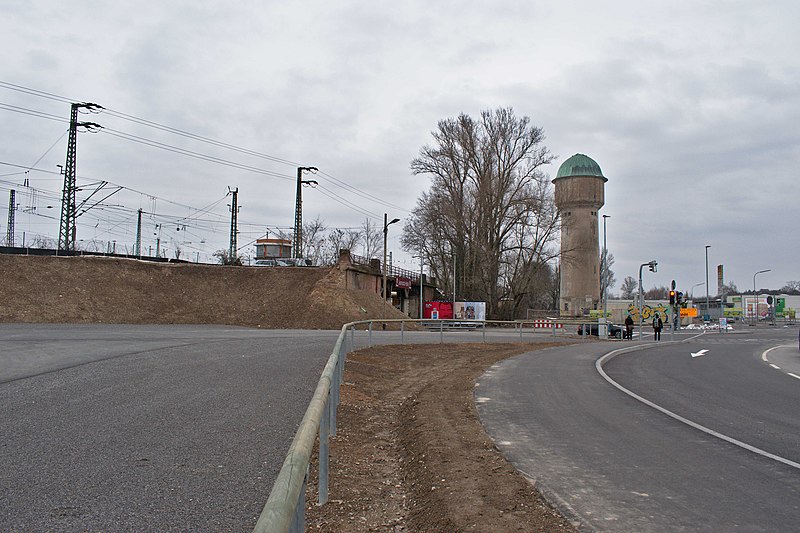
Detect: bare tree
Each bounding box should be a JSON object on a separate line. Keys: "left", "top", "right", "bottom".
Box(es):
{"left": 620, "top": 276, "right": 638, "bottom": 299}
{"left": 360, "top": 218, "right": 382, "bottom": 259}
{"left": 323, "top": 228, "right": 362, "bottom": 265}
{"left": 402, "top": 107, "right": 554, "bottom": 318}
{"left": 720, "top": 281, "right": 740, "bottom": 297}
{"left": 302, "top": 216, "right": 327, "bottom": 265}
{"left": 600, "top": 249, "right": 616, "bottom": 298}
{"left": 780, "top": 280, "right": 800, "bottom": 294}
{"left": 644, "top": 286, "right": 668, "bottom": 300}
{"left": 213, "top": 249, "right": 242, "bottom": 266}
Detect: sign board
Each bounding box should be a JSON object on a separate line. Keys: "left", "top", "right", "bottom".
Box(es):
{"left": 680, "top": 307, "right": 698, "bottom": 317}
{"left": 453, "top": 301, "right": 486, "bottom": 320}
{"left": 395, "top": 277, "right": 412, "bottom": 289}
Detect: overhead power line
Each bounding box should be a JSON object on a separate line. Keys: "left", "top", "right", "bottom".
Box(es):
{"left": 100, "top": 127, "right": 296, "bottom": 181}
{"left": 1, "top": 80, "right": 413, "bottom": 228}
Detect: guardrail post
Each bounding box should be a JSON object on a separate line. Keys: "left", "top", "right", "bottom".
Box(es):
{"left": 552, "top": 321, "right": 556, "bottom": 336}
{"left": 289, "top": 469, "right": 308, "bottom": 533}
{"left": 519, "top": 322, "right": 523, "bottom": 340}
{"left": 368, "top": 321, "right": 373, "bottom": 347}
{"left": 350, "top": 325, "right": 355, "bottom": 352}
{"left": 440, "top": 320, "right": 444, "bottom": 343}
{"left": 482, "top": 322, "right": 486, "bottom": 342}
{"left": 400, "top": 320, "right": 405, "bottom": 344}
{"left": 319, "top": 395, "right": 330, "bottom": 505}
{"left": 332, "top": 343, "right": 344, "bottom": 436}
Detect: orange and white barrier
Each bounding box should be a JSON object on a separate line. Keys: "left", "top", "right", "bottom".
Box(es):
{"left": 529, "top": 320, "right": 562, "bottom": 329}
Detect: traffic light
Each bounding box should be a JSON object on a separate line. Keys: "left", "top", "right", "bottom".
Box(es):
{"left": 669, "top": 290, "right": 676, "bottom": 305}
{"left": 648, "top": 261, "right": 658, "bottom": 272}
{"left": 677, "top": 291, "right": 683, "bottom": 304}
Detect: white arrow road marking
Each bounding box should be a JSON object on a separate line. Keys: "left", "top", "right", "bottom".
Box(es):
{"left": 691, "top": 349, "right": 709, "bottom": 358}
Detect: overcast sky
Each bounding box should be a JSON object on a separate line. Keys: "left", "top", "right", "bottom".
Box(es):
{"left": 1, "top": 1, "right": 798, "bottom": 293}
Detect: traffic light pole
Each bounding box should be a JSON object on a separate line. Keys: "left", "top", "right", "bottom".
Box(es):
{"left": 638, "top": 260, "right": 657, "bottom": 340}
{"left": 670, "top": 280, "right": 676, "bottom": 342}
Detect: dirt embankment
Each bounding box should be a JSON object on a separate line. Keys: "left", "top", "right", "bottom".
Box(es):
{"left": 0, "top": 254, "right": 408, "bottom": 328}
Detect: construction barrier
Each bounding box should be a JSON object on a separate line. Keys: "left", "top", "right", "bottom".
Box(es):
{"left": 529, "top": 320, "right": 562, "bottom": 329}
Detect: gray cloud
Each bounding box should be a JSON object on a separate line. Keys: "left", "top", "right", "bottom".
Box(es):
{"left": 1, "top": 1, "right": 798, "bottom": 286}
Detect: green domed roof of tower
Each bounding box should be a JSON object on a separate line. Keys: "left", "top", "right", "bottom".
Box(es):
{"left": 555, "top": 153, "right": 605, "bottom": 180}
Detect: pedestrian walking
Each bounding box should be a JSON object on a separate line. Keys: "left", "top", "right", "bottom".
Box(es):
{"left": 652, "top": 314, "right": 663, "bottom": 341}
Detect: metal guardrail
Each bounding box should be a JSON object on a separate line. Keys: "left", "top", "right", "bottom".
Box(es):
{"left": 349, "top": 253, "right": 423, "bottom": 283}
{"left": 252, "top": 317, "right": 620, "bottom": 532}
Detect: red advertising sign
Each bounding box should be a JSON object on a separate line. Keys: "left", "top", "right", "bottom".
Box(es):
{"left": 396, "top": 277, "right": 412, "bottom": 289}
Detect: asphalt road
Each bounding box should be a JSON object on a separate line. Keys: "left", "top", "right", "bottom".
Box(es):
{"left": 477, "top": 326, "right": 800, "bottom": 532}
{"left": 0, "top": 324, "right": 341, "bottom": 532}
{"left": 0, "top": 322, "right": 564, "bottom": 532}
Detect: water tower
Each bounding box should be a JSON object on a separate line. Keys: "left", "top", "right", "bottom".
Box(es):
{"left": 552, "top": 153, "right": 606, "bottom": 317}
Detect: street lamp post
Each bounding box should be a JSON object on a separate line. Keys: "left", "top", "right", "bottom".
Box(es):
{"left": 419, "top": 255, "right": 424, "bottom": 320}
{"left": 602, "top": 214, "right": 610, "bottom": 338}
{"left": 412, "top": 253, "right": 425, "bottom": 319}
{"left": 293, "top": 166, "right": 318, "bottom": 259}
{"left": 753, "top": 269, "right": 771, "bottom": 323}
{"left": 691, "top": 282, "right": 704, "bottom": 299}
{"left": 382, "top": 214, "right": 400, "bottom": 322}
{"left": 705, "top": 245, "right": 711, "bottom": 322}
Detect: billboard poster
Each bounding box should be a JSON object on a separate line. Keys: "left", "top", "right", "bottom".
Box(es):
{"left": 717, "top": 265, "right": 724, "bottom": 295}
{"left": 744, "top": 295, "right": 770, "bottom": 318}
{"left": 453, "top": 301, "right": 486, "bottom": 320}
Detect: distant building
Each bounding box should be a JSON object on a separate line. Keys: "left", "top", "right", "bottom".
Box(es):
{"left": 255, "top": 238, "right": 292, "bottom": 260}
{"left": 553, "top": 153, "right": 607, "bottom": 317}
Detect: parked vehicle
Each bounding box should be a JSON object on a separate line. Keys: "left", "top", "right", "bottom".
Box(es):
{"left": 253, "top": 259, "right": 277, "bottom": 267}
{"left": 275, "top": 258, "right": 313, "bottom": 267}
{"left": 577, "top": 322, "right": 622, "bottom": 339}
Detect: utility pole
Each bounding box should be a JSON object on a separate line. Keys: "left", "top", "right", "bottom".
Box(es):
{"left": 135, "top": 208, "right": 143, "bottom": 258}
{"left": 6, "top": 189, "right": 15, "bottom": 246}
{"left": 58, "top": 102, "right": 102, "bottom": 252}
{"left": 293, "top": 166, "right": 318, "bottom": 259}
{"left": 228, "top": 187, "right": 239, "bottom": 263}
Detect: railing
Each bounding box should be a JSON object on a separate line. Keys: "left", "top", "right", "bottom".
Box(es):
{"left": 349, "top": 253, "right": 423, "bottom": 283}
{"left": 252, "top": 317, "right": 623, "bottom": 533}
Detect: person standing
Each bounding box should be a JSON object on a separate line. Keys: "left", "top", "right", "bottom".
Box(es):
{"left": 652, "top": 314, "right": 664, "bottom": 341}
{"left": 624, "top": 314, "right": 634, "bottom": 340}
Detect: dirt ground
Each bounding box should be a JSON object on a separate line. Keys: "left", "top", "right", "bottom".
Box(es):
{"left": 306, "top": 343, "right": 579, "bottom": 532}
{"left": 3, "top": 254, "right": 579, "bottom": 531}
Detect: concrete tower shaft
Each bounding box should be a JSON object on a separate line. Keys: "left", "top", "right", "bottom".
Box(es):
{"left": 553, "top": 154, "right": 607, "bottom": 317}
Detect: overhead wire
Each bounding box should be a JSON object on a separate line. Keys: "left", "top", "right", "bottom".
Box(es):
{"left": 0, "top": 102, "right": 68, "bottom": 123}
{"left": 1, "top": 81, "right": 414, "bottom": 249}
{"left": 1, "top": 82, "right": 408, "bottom": 217}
